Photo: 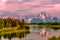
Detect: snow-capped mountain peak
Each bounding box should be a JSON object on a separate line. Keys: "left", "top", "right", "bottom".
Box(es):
{"left": 28, "top": 11, "right": 53, "bottom": 23}
{"left": 37, "top": 11, "right": 52, "bottom": 19}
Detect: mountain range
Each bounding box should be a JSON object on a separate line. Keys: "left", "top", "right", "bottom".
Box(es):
{"left": 0, "top": 11, "right": 60, "bottom": 23}
{"left": 27, "top": 12, "right": 60, "bottom": 23}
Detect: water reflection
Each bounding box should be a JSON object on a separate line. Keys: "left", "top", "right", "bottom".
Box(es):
{"left": 0, "top": 31, "right": 30, "bottom": 40}
{"left": 0, "top": 25, "right": 60, "bottom": 40}
{"left": 29, "top": 25, "right": 60, "bottom": 40}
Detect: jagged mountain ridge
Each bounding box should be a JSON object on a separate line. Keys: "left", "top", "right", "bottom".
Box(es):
{"left": 28, "top": 12, "right": 59, "bottom": 23}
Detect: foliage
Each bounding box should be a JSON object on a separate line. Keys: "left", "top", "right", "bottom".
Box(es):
{"left": 0, "top": 17, "right": 29, "bottom": 30}
{"left": 48, "top": 36, "right": 60, "bottom": 40}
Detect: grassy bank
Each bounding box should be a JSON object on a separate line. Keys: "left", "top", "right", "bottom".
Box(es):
{"left": 0, "top": 27, "right": 30, "bottom": 35}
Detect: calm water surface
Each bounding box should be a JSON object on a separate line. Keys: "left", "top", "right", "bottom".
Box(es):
{"left": 1, "top": 25, "right": 60, "bottom": 40}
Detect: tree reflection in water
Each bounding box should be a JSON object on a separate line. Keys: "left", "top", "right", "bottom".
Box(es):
{"left": 0, "top": 31, "right": 30, "bottom": 40}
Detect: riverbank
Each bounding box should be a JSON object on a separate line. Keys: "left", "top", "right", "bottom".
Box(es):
{"left": 0, "top": 27, "right": 30, "bottom": 35}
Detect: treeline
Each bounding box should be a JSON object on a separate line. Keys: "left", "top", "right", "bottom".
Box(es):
{"left": 0, "top": 17, "right": 26, "bottom": 29}
{"left": 28, "top": 22, "right": 60, "bottom": 25}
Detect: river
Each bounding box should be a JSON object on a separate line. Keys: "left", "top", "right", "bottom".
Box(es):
{"left": 1, "top": 25, "right": 60, "bottom": 40}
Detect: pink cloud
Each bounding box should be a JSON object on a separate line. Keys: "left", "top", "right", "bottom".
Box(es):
{"left": 0, "top": 0, "right": 60, "bottom": 17}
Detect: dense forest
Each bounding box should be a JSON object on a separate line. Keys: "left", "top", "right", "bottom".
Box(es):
{"left": 0, "top": 17, "right": 21, "bottom": 27}
{"left": 0, "top": 17, "right": 29, "bottom": 29}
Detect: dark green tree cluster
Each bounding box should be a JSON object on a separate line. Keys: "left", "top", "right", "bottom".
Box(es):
{"left": 0, "top": 17, "right": 25, "bottom": 28}
{"left": 48, "top": 36, "right": 60, "bottom": 40}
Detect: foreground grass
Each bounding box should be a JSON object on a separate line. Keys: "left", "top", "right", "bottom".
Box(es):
{"left": 0, "top": 27, "right": 29, "bottom": 35}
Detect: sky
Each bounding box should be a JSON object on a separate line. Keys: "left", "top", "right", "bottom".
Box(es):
{"left": 0, "top": 0, "right": 60, "bottom": 18}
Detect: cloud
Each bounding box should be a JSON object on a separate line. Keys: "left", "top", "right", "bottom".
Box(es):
{"left": 30, "top": 0, "right": 60, "bottom": 4}
{"left": 0, "top": 0, "right": 60, "bottom": 18}
{"left": 0, "top": 0, "right": 8, "bottom": 3}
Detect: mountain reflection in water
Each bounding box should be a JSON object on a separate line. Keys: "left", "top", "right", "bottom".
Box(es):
{"left": 0, "top": 25, "right": 60, "bottom": 40}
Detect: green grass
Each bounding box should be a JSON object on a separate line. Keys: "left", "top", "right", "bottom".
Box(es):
{"left": 0, "top": 27, "right": 29, "bottom": 35}
{"left": 26, "top": 23, "right": 60, "bottom": 28}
